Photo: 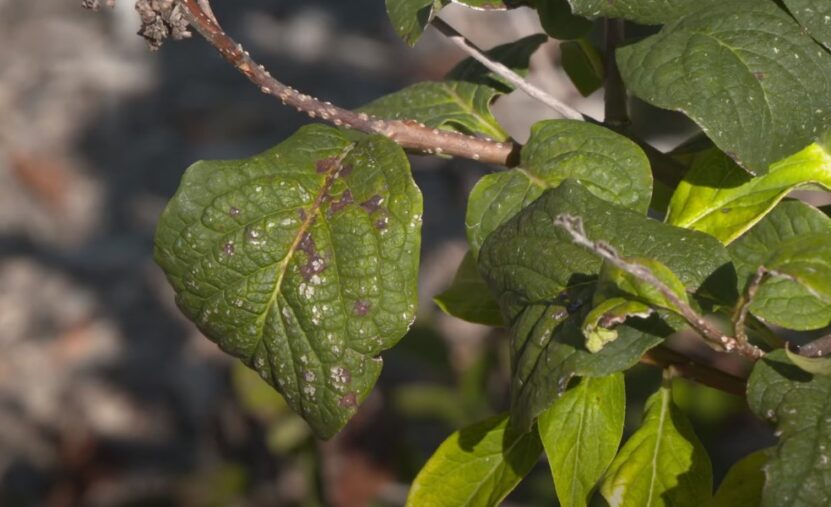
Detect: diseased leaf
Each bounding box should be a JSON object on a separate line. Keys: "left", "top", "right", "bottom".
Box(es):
{"left": 538, "top": 373, "right": 625, "bottom": 507}
{"left": 537, "top": 0, "right": 592, "bottom": 40}
{"left": 784, "top": 0, "right": 831, "bottom": 50}
{"left": 478, "top": 180, "right": 731, "bottom": 428}
{"left": 712, "top": 450, "right": 767, "bottom": 507}
{"left": 434, "top": 251, "right": 504, "bottom": 327}
{"left": 618, "top": 1, "right": 831, "bottom": 174}
{"left": 566, "top": 0, "right": 707, "bottom": 24}
{"left": 154, "top": 125, "right": 422, "bottom": 438}
{"left": 466, "top": 121, "right": 652, "bottom": 256}
{"left": 747, "top": 350, "right": 831, "bottom": 506}
{"left": 600, "top": 384, "right": 713, "bottom": 507}
{"left": 667, "top": 143, "right": 831, "bottom": 244}
{"left": 729, "top": 200, "right": 831, "bottom": 330}
{"left": 785, "top": 347, "right": 831, "bottom": 377}
{"left": 362, "top": 35, "right": 546, "bottom": 141}
{"left": 406, "top": 413, "right": 543, "bottom": 507}
{"left": 582, "top": 297, "right": 654, "bottom": 353}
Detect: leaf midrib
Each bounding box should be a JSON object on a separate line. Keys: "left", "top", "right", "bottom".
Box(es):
{"left": 249, "top": 145, "right": 355, "bottom": 363}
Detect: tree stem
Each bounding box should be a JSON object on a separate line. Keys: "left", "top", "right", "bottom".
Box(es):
{"left": 603, "top": 19, "right": 629, "bottom": 130}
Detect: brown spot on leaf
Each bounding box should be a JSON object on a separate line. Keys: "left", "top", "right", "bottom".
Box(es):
{"left": 298, "top": 208, "right": 307, "bottom": 221}
{"left": 722, "top": 207, "right": 732, "bottom": 214}
{"left": 361, "top": 195, "right": 384, "bottom": 213}
{"left": 316, "top": 157, "right": 338, "bottom": 174}
{"left": 339, "top": 392, "right": 357, "bottom": 408}
{"left": 223, "top": 241, "right": 235, "bottom": 256}
{"left": 298, "top": 233, "right": 326, "bottom": 280}
{"left": 374, "top": 217, "right": 389, "bottom": 230}
{"left": 753, "top": 71, "right": 765, "bottom": 81}
{"left": 339, "top": 164, "right": 354, "bottom": 178}
{"left": 329, "top": 189, "right": 354, "bottom": 216}
{"left": 229, "top": 206, "right": 241, "bottom": 217}
{"left": 353, "top": 300, "right": 371, "bottom": 316}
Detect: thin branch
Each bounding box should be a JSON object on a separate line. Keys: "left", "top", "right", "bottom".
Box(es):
{"left": 732, "top": 266, "right": 769, "bottom": 344}
{"left": 640, "top": 346, "right": 746, "bottom": 396}
{"left": 431, "top": 17, "right": 585, "bottom": 121}
{"left": 798, "top": 333, "right": 831, "bottom": 358}
{"left": 177, "top": 0, "right": 520, "bottom": 166}
{"left": 554, "top": 214, "right": 765, "bottom": 360}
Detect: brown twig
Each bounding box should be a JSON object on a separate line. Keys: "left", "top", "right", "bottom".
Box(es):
{"left": 641, "top": 345, "right": 747, "bottom": 396}
{"left": 798, "top": 333, "right": 831, "bottom": 358}
{"left": 431, "top": 17, "right": 585, "bottom": 121}
{"left": 554, "top": 214, "right": 765, "bottom": 360}
{"left": 602, "top": 19, "right": 629, "bottom": 130}
{"left": 177, "top": 0, "right": 520, "bottom": 166}
{"left": 733, "top": 266, "right": 769, "bottom": 345}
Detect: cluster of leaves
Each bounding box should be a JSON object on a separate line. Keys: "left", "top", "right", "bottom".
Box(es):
{"left": 153, "top": 0, "right": 831, "bottom": 505}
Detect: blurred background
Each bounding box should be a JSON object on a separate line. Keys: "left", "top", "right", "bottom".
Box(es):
{"left": 0, "top": 1, "right": 775, "bottom": 506}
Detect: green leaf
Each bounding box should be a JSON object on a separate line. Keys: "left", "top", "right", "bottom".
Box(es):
{"left": 783, "top": 0, "right": 831, "bottom": 50}
{"left": 667, "top": 143, "right": 831, "bottom": 244}
{"left": 509, "top": 300, "right": 662, "bottom": 431}
{"left": 729, "top": 200, "right": 831, "bottom": 330}
{"left": 618, "top": 1, "right": 831, "bottom": 174}
{"left": 598, "top": 256, "right": 690, "bottom": 313}
{"left": 765, "top": 233, "right": 831, "bottom": 306}
{"left": 154, "top": 125, "right": 422, "bottom": 438}
{"left": 747, "top": 350, "right": 831, "bottom": 506}
{"left": 478, "top": 180, "right": 731, "bottom": 428}
{"left": 566, "top": 0, "right": 708, "bottom": 24}
{"left": 466, "top": 120, "right": 652, "bottom": 257}
{"left": 600, "top": 384, "right": 713, "bottom": 507}
{"left": 560, "top": 39, "right": 604, "bottom": 97}
{"left": 362, "top": 35, "right": 546, "bottom": 141}
{"left": 536, "top": 0, "right": 592, "bottom": 40}
{"left": 406, "top": 413, "right": 543, "bottom": 507}
{"left": 385, "top": 0, "right": 441, "bottom": 46}
{"left": 713, "top": 450, "right": 767, "bottom": 507}
{"left": 785, "top": 347, "right": 831, "bottom": 376}
{"left": 434, "top": 251, "right": 504, "bottom": 327}
{"left": 538, "top": 373, "right": 626, "bottom": 507}
{"left": 361, "top": 81, "right": 508, "bottom": 141}
{"left": 582, "top": 297, "right": 654, "bottom": 353}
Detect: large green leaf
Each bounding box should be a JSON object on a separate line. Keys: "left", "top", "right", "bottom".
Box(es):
{"left": 361, "top": 35, "right": 546, "bottom": 141}
{"left": 478, "top": 180, "right": 731, "bottom": 428}
{"left": 667, "top": 143, "right": 831, "bottom": 244}
{"left": 600, "top": 384, "right": 713, "bottom": 507}
{"left": 466, "top": 120, "right": 652, "bottom": 256}
{"left": 434, "top": 251, "right": 504, "bottom": 327}
{"left": 712, "top": 450, "right": 767, "bottom": 507}
{"left": 406, "top": 413, "right": 543, "bottom": 507}
{"left": 154, "top": 125, "right": 422, "bottom": 438}
{"left": 618, "top": 1, "right": 831, "bottom": 174}
{"left": 538, "top": 373, "right": 625, "bottom": 507}
{"left": 729, "top": 200, "right": 831, "bottom": 330}
{"left": 784, "top": 0, "right": 831, "bottom": 50}
{"left": 747, "top": 350, "right": 831, "bottom": 506}
{"left": 566, "top": 0, "right": 706, "bottom": 24}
